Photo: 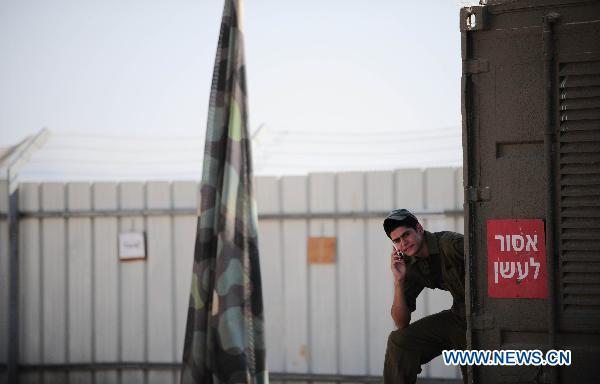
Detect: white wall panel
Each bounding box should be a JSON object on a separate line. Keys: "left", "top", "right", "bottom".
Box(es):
{"left": 258, "top": 219, "right": 284, "bottom": 372}
{"left": 19, "top": 372, "right": 40, "bottom": 384}
{"left": 119, "top": 182, "right": 146, "bottom": 365}
{"left": 173, "top": 213, "right": 196, "bottom": 360}
{"left": 67, "top": 183, "right": 93, "bottom": 363}
{"left": 93, "top": 182, "right": 118, "bottom": 211}
{"left": 149, "top": 371, "right": 173, "bottom": 384}
{"left": 256, "top": 177, "right": 285, "bottom": 372}
{"left": 281, "top": 175, "right": 308, "bottom": 373}
{"left": 281, "top": 176, "right": 307, "bottom": 214}
{"left": 366, "top": 171, "right": 394, "bottom": 211}
{"left": 256, "top": 176, "right": 280, "bottom": 215}
{"left": 337, "top": 172, "right": 364, "bottom": 213}
{"left": 41, "top": 183, "right": 65, "bottom": 211}
{"left": 338, "top": 219, "right": 367, "bottom": 375}
{"left": 308, "top": 251, "right": 336, "bottom": 374}
{"left": 68, "top": 370, "right": 93, "bottom": 384}
{"left": 337, "top": 172, "right": 366, "bottom": 375}
{"left": 67, "top": 182, "right": 92, "bottom": 211}
{"left": 44, "top": 371, "right": 68, "bottom": 384}
{"left": 92, "top": 183, "right": 119, "bottom": 363}
{"left": 121, "top": 330, "right": 145, "bottom": 384}
{"left": 173, "top": 181, "right": 198, "bottom": 211}
{"left": 93, "top": 182, "right": 120, "bottom": 384}
{"left": 424, "top": 167, "right": 457, "bottom": 232}
{"left": 309, "top": 173, "right": 335, "bottom": 214}
{"left": 41, "top": 183, "right": 66, "bottom": 366}
{"left": 67, "top": 183, "right": 94, "bottom": 384}
{"left": 147, "top": 181, "right": 175, "bottom": 384}
{"left": 308, "top": 174, "right": 337, "bottom": 375}
{"left": 41, "top": 183, "right": 67, "bottom": 384}
{"left": 173, "top": 181, "right": 198, "bottom": 361}
{"left": 395, "top": 168, "right": 424, "bottom": 211}
{"left": 147, "top": 182, "right": 174, "bottom": 364}
{"left": 425, "top": 167, "right": 456, "bottom": 210}
{"left": 94, "top": 372, "right": 118, "bottom": 384}
{"left": 282, "top": 219, "right": 308, "bottom": 373}
{"left": 120, "top": 182, "right": 145, "bottom": 384}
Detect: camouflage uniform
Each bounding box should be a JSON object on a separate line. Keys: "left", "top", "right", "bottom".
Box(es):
{"left": 384, "top": 231, "right": 467, "bottom": 384}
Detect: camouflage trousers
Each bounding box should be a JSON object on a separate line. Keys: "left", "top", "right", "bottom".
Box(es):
{"left": 383, "top": 309, "right": 467, "bottom": 384}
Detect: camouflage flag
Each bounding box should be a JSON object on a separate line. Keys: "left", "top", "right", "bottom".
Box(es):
{"left": 181, "top": 0, "right": 266, "bottom": 383}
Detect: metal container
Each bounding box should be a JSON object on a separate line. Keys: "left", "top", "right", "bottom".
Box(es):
{"left": 461, "top": 0, "right": 600, "bottom": 383}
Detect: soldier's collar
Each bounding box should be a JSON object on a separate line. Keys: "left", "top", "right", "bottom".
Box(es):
{"left": 407, "top": 254, "right": 418, "bottom": 265}
{"left": 424, "top": 231, "right": 439, "bottom": 256}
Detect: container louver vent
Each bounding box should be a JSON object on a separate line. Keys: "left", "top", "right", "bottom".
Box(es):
{"left": 558, "top": 61, "right": 600, "bottom": 325}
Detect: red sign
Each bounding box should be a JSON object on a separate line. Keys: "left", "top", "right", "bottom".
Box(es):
{"left": 487, "top": 219, "right": 548, "bottom": 298}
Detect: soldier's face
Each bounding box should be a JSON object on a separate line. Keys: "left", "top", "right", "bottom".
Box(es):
{"left": 390, "top": 224, "right": 424, "bottom": 257}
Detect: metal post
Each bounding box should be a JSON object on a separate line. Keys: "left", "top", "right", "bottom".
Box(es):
{"left": 543, "top": 11, "right": 560, "bottom": 384}
{"left": 461, "top": 12, "right": 477, "bottom": 384}
{"left": 7, "top": 191, "right": 19, "bottom": 384}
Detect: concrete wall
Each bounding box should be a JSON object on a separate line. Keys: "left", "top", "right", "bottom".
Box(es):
{"left": 0, "top": 167, "right": 464, "bottom": 383}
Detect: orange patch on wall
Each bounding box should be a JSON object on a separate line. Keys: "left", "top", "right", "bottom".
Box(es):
{"left": 307, "top": 237, "right": 336, "bottom": 264}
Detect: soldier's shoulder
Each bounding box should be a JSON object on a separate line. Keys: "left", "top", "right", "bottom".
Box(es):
{"left": 433, "top": 231, "right": 464, "bottom": 256}
{"left": 432, "top": 230, "right": 463, "bottom": 242}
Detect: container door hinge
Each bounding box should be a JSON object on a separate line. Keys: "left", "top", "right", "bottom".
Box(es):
{"left": 472, "top": 314, "right": 495, "bottom": 330}
{"left": 466, "top": 186, "right": 491, "bottom": 202}
{"left": 460, "top": 5, "right": 488, "bottom": 32}
{"left": 464, "top": 59, "right": 489, "bottom": 74}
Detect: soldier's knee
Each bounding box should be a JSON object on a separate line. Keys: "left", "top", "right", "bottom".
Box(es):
{"left": 387, "top": 328, "right": 410, "bottom": 351}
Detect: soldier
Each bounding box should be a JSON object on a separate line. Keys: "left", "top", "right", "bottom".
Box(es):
{"left": 383, "top": 209, "right": 467, "bottom": 384}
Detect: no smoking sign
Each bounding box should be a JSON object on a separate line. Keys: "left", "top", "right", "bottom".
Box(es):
{"left": 487, "top": 219, "right": 548, "bottom": 298}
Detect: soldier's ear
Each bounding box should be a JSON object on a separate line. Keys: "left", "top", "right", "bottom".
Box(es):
{"left": 416, "top": 223, "right": 424, "bottom": 234}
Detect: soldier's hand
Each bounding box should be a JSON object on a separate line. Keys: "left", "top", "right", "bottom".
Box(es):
{"left": 390, "top": 248, "right": 407, "bottom": 283}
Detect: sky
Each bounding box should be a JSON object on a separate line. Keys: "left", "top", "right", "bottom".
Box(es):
{"left": 0, "top": 0, "right": 476, "bottom": 159}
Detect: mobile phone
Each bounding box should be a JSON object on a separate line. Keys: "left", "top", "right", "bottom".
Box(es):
{"left": 392, "top": 244, "right": 405, "bottom": 261}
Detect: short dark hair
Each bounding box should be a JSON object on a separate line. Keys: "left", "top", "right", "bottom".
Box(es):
{"left": 383, "top": 209, "right": 419, "bottom": 238}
